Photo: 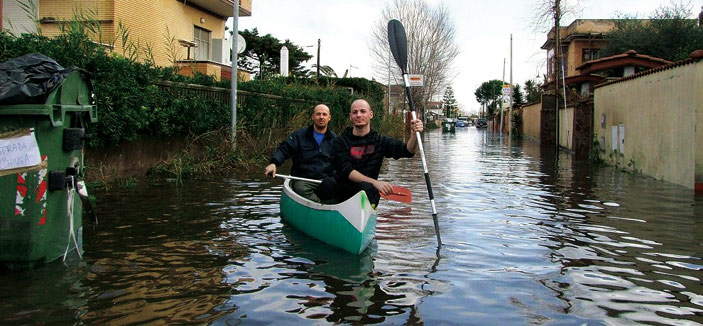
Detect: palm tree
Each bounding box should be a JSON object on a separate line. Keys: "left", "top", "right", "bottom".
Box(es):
{"left": 311, "top": 64, "right": 338, "bottom": 78}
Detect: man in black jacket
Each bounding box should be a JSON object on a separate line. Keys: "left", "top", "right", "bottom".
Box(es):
{"left": 318, "top": 99, "right": 422, "bottom": 207}
{"left": 264, "top": 104, "right": 336, "bottom": 202}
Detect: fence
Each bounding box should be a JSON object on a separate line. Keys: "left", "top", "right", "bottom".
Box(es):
{"left": 152, "top": 80, "right": 314, "bottom": 108}
{"left": 152, "top": 80, "right": 317, "bottom": 145}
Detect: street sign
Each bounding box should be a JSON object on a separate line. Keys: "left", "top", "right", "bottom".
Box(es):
{"left": 408, "top": 74, "right": 424, "bottom": 87}
{"left": 502, "top": 84, "right": 512, "bottom": 95}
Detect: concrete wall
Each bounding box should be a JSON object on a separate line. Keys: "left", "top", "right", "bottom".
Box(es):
{"left": 594, "top": 59, "right": 703, "bottom": 189}
{"left": 697, "top": 62, "right": 703, "bottom": 191}
{"left": 522, "top": 102, "right": 541, "bottom": 141}
{"left": 85, "top": 136, "right": 186, "bottom": 181}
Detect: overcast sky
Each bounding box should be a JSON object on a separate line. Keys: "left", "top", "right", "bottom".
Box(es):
{"left": 233, "top": 0, "right": 682, "bottom": 114}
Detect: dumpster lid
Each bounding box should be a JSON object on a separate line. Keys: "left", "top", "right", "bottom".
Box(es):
{"left": 0, "top": 53, "right": 77, "bottom": 105}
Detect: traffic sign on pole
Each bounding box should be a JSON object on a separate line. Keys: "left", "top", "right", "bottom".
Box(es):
{"left": 502, "top": 84, "right": 512, "bottom": 96}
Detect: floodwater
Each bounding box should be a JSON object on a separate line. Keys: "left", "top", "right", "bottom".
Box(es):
{"left": 2, "top": 128, "right": 703, "bottom": 325}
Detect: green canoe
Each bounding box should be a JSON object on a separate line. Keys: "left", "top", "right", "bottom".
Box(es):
{"left": 280, "top": 179, "right": 377, "bottom": 254}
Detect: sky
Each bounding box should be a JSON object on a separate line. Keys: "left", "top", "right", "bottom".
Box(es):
{"left": 232, "top": 0, "right": 679, "bottom": 114}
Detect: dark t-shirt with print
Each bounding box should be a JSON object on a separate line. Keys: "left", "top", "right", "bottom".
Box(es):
{"left": 331, "top": 127, "right": 414, "bottom": 181}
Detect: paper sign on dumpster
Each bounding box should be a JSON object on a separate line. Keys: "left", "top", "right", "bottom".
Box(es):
{"left": 0, "top": 129, "right": 42, "bottom": 172}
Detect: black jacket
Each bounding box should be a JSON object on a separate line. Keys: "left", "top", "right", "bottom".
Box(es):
{"left": 269, "top": 125, "right": 337, "bottom": 179}
{"left": 332, "top": 127, "right": 414, "bottom": 181}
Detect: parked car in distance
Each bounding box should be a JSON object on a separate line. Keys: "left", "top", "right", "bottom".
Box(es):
{"left": 476, "top": 118, "right": 487, "bottom": 128}
{"left": 456, "top": 116, "right": 469, "bottom": 127}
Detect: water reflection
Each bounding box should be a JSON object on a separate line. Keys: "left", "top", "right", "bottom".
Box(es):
{"left": 76, "top": 181, "right": 252, "bottom": 325}
{"left": 2, "top": 128, "right": 703, "bottom": 325}
{"left": 525, "top": 135, "right": 703, "bottom": 325}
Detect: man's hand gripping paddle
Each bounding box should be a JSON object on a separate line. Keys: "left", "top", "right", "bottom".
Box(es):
{"left": 388, "top": 19, "right": 441, "bottom": 247}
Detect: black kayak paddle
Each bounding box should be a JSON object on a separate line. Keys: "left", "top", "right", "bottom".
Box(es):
{"left": 387, "top": 19, "right": 441, "bottom": 248}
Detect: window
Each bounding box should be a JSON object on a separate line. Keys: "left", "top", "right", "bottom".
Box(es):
{"left": 582, "top": 48, "right": 600, "bottom": 62}
{"left": 193, "top": 26, "right": 211, "bottom": 60}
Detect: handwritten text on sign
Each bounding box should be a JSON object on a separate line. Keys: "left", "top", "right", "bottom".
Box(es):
{"left": 0, "top": 132, "right": 41, "bottom": 171}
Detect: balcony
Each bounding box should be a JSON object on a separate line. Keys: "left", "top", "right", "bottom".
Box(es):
{"left": 183, "top": 0, "right": 252, "bottom": 17}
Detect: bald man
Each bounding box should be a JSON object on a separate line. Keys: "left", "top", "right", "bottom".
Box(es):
{"left": 265, "top": 104, "right": 337, "bottom": 202}
{"left": 317, "top": 99, "right": 422, "bottom": 207}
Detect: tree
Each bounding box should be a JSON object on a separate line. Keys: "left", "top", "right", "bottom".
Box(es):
{"left": 474, "top": 80, "right": 503, "bottom": 118}
{"left": 531, "top": 0, "right": 583, "bottom": 146}
{"left": 369, "top": 0, "right": 459, "bottom": 120}
{"left": 524, "top": 79, "right": 542, "bottom": 103}
{"left": 601, "top": 2, "right": 703, "bottom": 62}
{"left": 311, "top": 64, "right": 337, "bottom": 78}
{"left": 512, "top": 83, "right": 524, "bottom": 107}
{"left": 531, "top": 0, "right": 582, "bottom": 33}
{"left": 236, "top": 28, "right": 312, "bottom": 79}
{"left": 442, "top": 86, "right": 458, "bottom": 118}
{"left": 531, "top": 0, "right": 583, "bottom": 95}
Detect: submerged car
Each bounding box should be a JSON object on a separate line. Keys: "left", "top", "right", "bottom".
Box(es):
{"left": 476, "top": 118, "right": 487, "bottom": 128}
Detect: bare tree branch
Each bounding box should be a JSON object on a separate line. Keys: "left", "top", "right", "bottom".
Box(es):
{"left": 369, "top": 0, "right": 460, "bottom": 116}
{"left": 531, "top": 0, "right": 584, "bottom": 33}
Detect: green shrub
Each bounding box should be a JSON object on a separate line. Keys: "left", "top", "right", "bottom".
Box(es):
{"left": 1, "top": 30, "right": 386, "bottom": 148}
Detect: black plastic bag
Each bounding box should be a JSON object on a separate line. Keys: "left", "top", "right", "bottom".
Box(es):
{"left": 0, "top": 53, "right": 76, "bottom": 105}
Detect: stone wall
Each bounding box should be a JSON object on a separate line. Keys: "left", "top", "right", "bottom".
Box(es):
{"left": 540, "top": 95, "right": 556, "bottom": 147}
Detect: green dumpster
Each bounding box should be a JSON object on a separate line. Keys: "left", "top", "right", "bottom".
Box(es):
{"left": 0, "top": 69, "right": 97, "bottom": 269}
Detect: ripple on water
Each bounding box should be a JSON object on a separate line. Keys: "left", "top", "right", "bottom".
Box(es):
{"left": 3, "top": 130, "right": 703, "bottom": 326}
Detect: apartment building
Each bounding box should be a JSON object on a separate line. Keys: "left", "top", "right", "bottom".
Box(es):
{"left": 541, "top": 19, "right": 616, "bottom": 82}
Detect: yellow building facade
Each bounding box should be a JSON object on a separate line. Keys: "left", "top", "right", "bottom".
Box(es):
{"left": 541, "top": 19, "right": 616, "bottom": 82}
{"left": 2, "top": 0, "right": 252, "bottom": 80}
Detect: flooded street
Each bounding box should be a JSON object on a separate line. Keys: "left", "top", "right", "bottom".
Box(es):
{"left": 2, "top": 128, "right": 703, "bottom": 325}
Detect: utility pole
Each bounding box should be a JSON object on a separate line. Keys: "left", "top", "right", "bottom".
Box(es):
{"left": 230, "top": 0, "right": 239, "bottom": 150}
{"left": 508, "top": 34, "right": 513, "bottom": 138}
{"left": 388, "top": 51, "right": 392, "bottom": 115}
{"left": 316, "top": 38, "right": 320, "bottom": 79}
{"left": 500, "top": 58, "right": 505, "bottom": 136}
{"left": 554, "top": 0, "right": 561, "bottom": 152}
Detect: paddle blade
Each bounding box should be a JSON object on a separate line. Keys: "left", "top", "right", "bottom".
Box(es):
{"left": 387, "top": 19, "right": 408, "bottom": 74}
{"left": 380, "top": 186, "right": 412, "bottom": 203}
